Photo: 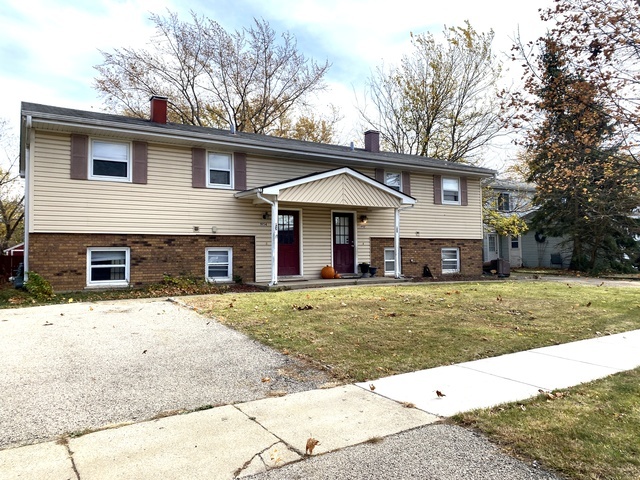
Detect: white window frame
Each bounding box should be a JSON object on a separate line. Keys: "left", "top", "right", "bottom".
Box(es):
{"left": 442, "top": 177, "right": 460, "bottom": 205}
{"left": 488, "top": 234, "right": 498, "bottom": 255}
{"left": 510, "top": 235, "right": 520, "bottom": 249}
{"left": 86, "top": 247, "right": 130, "bottom": 287}
{"left": 441, "top": 248, "right": 460, "bottom": 274}
{"left": 206, "top": 247, "right": 233, "bottom": 282}
{"left": 384, "top": 171, "right": 402, "bottom": 191}
{"left": 384, "top": 247, "right": 401, "bottom": 276}
{"left": 89, "top": 139, "right": 132, "bottom": 182}
{"left": 207, "top": 152, "right": 233, "bottom": 189}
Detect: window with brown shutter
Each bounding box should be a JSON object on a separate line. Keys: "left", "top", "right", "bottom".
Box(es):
{"left": 192, "top": 148, "right": 206, "bottom": 188}
{"left": 433, "top": 175, "right": 442, "bottom": 204}
{"left": 70, "top": 134, "right": 88, "bottom": 180}
{"left": 401, "top": 171, "right": 411, "bottom": 196}
{"left": 132, "top": 141, "right": 147, "bottom": 185}
{"left": 233, "top": 152, "right": 247, "bottom": 191}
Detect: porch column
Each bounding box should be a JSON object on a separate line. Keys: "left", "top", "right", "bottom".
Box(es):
{"left": 270, "top": 199, "right": 279, "bottom": 286}
{"left": 394, "top": 208, "right": 401, "bottom": 279}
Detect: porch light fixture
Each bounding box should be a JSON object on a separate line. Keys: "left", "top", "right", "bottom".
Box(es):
{"left": 359, "top": 215, "right": 368, "bottom": 225}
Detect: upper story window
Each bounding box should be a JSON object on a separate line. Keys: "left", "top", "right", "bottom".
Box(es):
{"left": 384, "top": 171, "right": 401, "bottom": 191}
{"left": 208, "top": 152, "right": 233, "bottom": 188}
{"left": 497, "top": 192, "right": 511, "bottom": 212}
{"left": 90, "top": 140, "right": 131, "bottom": 181}
{"left": 442, "top": 177, "right": 460, "bottom": 204}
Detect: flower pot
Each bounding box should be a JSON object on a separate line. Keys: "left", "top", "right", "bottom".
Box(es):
{"left": 368, "top": 267, "right": 378, "bottom": 277}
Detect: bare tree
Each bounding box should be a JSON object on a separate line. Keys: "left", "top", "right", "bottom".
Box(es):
{"left": 358, "top": 22, "right": 504, "bottom": 163}
{"left": 95, "top": 11, "right": 333, "bottom": 137}
{"left": 0, "top": 119, "right": 24, "bottom": 252}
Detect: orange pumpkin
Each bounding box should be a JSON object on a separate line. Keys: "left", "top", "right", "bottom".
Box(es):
{"left": 321, "top": 265, "right": 335, "bottom": 279}
{"left": 334, "top": 272, "right": 341, "bottom": 279}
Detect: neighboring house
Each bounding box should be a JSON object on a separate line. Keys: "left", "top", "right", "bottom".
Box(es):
{"left": 484, "top": 179, "right": 570, "bottom": 268}
{"left": 19, "top": 98, "right": 494, "bottom": 291}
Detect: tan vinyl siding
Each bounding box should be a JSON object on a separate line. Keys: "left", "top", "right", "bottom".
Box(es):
{"left": 278, "top": 174, "right": 401, "bottom": 207}
{"left": 31, "top": 132, "right": 483, "bottom": 284}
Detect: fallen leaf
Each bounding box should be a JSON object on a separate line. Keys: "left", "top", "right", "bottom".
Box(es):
{"left": 520, "top": 404, "right": 526, "bottom": 411}
{"left": 261, "top": 377, "right": 271, "bottom": 383}
{"left": 586, "top": 302, "right": 592, "bottom": 307}
{"left": 305, "top": 437, "right": 320, "bottom": 455}
{"left": 401, "top": 402, "right": 416, "bottom": 408}
{"left": 436, "top": 390, "right": 446, "bottom": 398}
{"left": 142, "top": 350, "right": 147, "bottom": 354}
{"left": 369, "top": 383, "right": 376, "bottom": 391}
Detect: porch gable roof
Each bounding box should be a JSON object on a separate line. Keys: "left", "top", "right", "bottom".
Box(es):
{"left": 235, "top": 167, "right": 416, "bottom": 207}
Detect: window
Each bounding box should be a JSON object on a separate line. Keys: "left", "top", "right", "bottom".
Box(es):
{"left": 208, "top": 153, "right": 233, "bottom": 188}
{"left": 206, "top": 248, "right": 232, "bottom": 282}
{"left": 384, "top": 248, "right": 401, "bottom": 275}
{"left": 497, "top": 193, "right": 511, "bottom": 212}
{"left": 384, "top": 171, "right": 401, "bottom": 191}
{"left": 442, "top": 177, "right": 460, "bottom": 204}
{"left": 487, "top": 234, "right": 498, "bottom": 255}
{"left": 87, "top": 248, "right": 130, "bottom": 286}
{"left": 511, "top": 236, "right": 520, "bottom": 249}
{"left": 90, "top": 140, "right": 131, "bottom": 181}
{"left": 441, "top": 248, "right": 460, "bottom": 274}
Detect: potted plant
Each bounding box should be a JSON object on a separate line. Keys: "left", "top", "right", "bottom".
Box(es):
{"left": 359, "top": 262, "right": 370, "bottom": 277}
{"left": 368, "top": 266, "right": 378, "bottom": 277}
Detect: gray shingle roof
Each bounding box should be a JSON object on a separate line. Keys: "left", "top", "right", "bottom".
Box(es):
{"left": 21, "top": 101, "right": 496, "bottom": 176}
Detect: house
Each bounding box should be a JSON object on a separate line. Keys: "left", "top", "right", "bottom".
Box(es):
{"left": 484, "top": 179, "right": 570, "bottom": 268}
{"left": 19, "top": 97, "right": 495, "bottom": 291}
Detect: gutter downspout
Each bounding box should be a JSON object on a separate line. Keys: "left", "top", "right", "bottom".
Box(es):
{"left": 394, "top": 204, "right": 414, "bottom": 279}
{"left": 256, "top": 191, "right": 278, "bottom": 286}
{"left": 23, "top": 115, "right": 32, "bottom": 281}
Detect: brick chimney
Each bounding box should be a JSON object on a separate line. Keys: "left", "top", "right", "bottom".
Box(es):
{"left": 364, "top": 130, "right": 380, "bottom": 153}
{"left": 149, "top": 96, "right": 168, "bottom": 124}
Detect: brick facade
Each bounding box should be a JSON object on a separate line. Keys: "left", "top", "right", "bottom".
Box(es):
{"left": 29, "top": 233, "right": 255, "bottom": 291}
{"left": 370, "top": 237, "right": 483, "bottom": 278}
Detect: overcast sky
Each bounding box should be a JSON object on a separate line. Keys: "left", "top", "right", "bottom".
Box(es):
{"left": 0, "top": 0, "right": 553, "bottom": 169}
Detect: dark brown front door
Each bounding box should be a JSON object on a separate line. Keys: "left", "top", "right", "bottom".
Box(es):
{"left": 278, "top": 210, "right": 300, "bottom": 276}
{"left": 333, "top": 212, "right": 355, "bottom": 274}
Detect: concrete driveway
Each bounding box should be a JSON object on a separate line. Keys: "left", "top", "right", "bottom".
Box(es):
{"left": 0, "top": 298, "right": 331, "bottom": 449}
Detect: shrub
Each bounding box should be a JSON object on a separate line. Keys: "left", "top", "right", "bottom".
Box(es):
{"left": 25, "top": 272, "right": 54, "bottom": 301}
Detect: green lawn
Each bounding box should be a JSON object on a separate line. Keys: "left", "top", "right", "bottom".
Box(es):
{"left": 185, "top": 280, "right": 640, "bottom": 479}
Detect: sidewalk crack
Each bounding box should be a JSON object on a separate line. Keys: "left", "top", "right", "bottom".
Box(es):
{"left": 232, "top": 440, "right": 280, "bottom": 478}
{"left": 56, "top": 436, "right": 80, "bottom": 480}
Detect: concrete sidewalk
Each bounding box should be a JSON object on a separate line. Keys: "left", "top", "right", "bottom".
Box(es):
{"left": 2, "top": 330, "right": 640, "bottom": 479}
{"left": 357, "top": 329, "right": 640, "bottom": 417}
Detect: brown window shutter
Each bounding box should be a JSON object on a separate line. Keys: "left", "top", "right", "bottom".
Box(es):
{"left": 192, "top": 148, "right": 206, "bottom": 188}
{"left": 70, "top": 134, "right": 88, "bottom": 180}
{"left": 433, "top": 175, "right": 442, "bottom": 204}
{"left": 460, "top": 177, "right": 468, "bottom": 206}
{"left": 132, "top": 141, "right": 148, "bottom": 184}
{"left": 375, "top": 168, "right": 384, "bottom": 183}
{"left": 233, "top": 152, "right": 247, "bottom": 191}
{"left": 401, "top": 171, "right": 411, "bottom": 196}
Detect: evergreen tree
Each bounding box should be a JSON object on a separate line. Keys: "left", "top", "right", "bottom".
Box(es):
{"left": 525, "top": 38, "right": 640, "bottom": 271}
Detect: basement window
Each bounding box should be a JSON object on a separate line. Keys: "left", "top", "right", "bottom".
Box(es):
{"left": 441, "top": 248, "right": 460, "bottom": 274}
{"left": 87, "top": 248, "right": 130, "bottom": 286}
{"left": 206, "top": 248, "right": 232, "bottom": 282}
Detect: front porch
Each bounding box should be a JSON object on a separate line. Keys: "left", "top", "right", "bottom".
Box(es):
{"left": 235, "top": 167, "right": 416, "bottom": 286}
{"left": 249, "top": 274, "right": 412, "bottom": 291}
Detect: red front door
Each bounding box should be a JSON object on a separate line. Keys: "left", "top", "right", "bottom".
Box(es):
{"left": 278, "top": 211, "right": 300, "bottom": 276}
{"left": 333, "top": 212, "right": 355, "bottom": 274}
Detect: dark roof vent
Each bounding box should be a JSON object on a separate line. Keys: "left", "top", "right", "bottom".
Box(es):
{"left": 150, "top": 96, "right": 168, "bottom": 124}
{"left": 364, "top": 130, "right": 380, "bottom": 153}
